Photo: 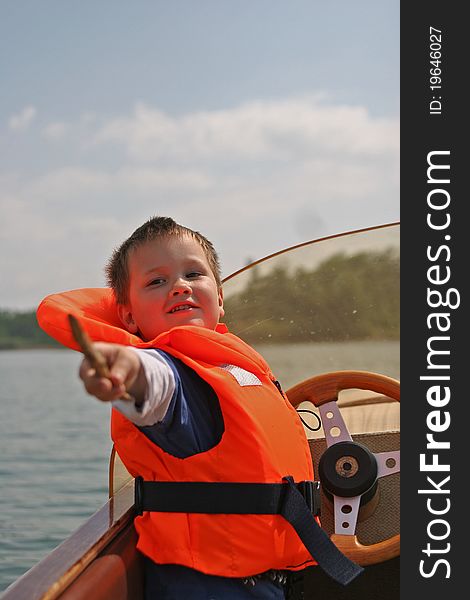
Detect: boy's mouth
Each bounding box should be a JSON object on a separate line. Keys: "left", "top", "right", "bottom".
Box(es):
{"left": 168, "top": 303, "right": 197, "bottom": 314}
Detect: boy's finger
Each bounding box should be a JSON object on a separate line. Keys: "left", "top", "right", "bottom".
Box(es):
{"left": 79, "top": 365, "right": 97, "bottom": 381}
{"left": 108, "top": 348, "right": 139, "bottom": 387}
{"left": 84, "top": 376, "right": 125, "bottom": 402}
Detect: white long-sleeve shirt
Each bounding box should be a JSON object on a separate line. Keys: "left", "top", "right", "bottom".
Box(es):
{"left": 112, "top": 349, "right": 176, "bottom": 427}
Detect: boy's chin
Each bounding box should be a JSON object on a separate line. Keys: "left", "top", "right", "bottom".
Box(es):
{"left": 168, "top": 315, "right": 218, "bottom": 331}
{"left": 176, "top": 317, "right": 213, "bottom": 329}
{"left": 140, "top": 316, "right": 219, "bottom": 340}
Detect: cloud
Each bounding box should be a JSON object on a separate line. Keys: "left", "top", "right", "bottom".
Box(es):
{"left": 0, "top": 96, "right": 399, "bottom": 309}
{"left": 20, "top": 166, "right": 213, "bottom": 216}
{"left": 41, "top": 113, "right": 99, "bottom": 142}
{"left": 42, "top": 121, "right": 68, "bottom": 140}
{"left": 8, "top": 106, "right": 37, "bottom": 131}
{"left": 92, "top": 97, "right": 398, "bottom": 164}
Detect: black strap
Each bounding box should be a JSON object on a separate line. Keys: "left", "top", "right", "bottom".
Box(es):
{"left": 281, "top": 476, "right": 363, "bottom": 586}
{"left": 134, "top": 476, "right": 363, "bottom": 586}
{"left": 135, "top": 477, "right": 320, "bottom": 516}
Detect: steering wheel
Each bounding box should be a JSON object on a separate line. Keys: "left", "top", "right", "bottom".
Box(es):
{"left": 286, "top": 370, "right": 400, "bottom": 566}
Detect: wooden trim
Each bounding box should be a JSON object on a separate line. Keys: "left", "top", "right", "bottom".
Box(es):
{"left": 337, "top": 394, "right": 397, "bottom": 408}
{"left": 2, "top": 481, "right": 135, "bottom": 600}
{"left": 58, "top": 525, "right": 143, "bottom": 600}
{"left": 331, "top": 533, "right": 400, "bottom": 566}
{"left": 287, "top": 370, "right": 400, "bottom": 408}
{"left": 108, "top": 446, "right": 117, "bottom": 498}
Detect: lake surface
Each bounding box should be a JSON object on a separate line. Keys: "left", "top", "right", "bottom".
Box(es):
{"left": 0, "top": 342, "right": 399, "bottom": 593}
{"left": 0, "top": 349, "right": 111, "bottom": 593}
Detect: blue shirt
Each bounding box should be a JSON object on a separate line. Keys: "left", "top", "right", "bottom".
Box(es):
{"left": 139, "top": 351, "right": 224, "bottom": 458}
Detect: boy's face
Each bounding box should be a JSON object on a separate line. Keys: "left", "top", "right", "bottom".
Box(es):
{"left": 117, "top": 235, "right": 224, "bottom": 341}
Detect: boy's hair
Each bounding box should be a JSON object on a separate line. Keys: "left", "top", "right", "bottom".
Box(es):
{"left": 105, "top": 216, "right": 222, "bottom": 305}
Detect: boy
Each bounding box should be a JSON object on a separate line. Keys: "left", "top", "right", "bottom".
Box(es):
{"left": 38, "top": 216, "right": 360, "bottom": 599}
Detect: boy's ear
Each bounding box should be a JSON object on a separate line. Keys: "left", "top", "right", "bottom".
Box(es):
{"left": 218, "top": 287, "right": 225, "bottom": 319}
{"left": 117, "top": 304, "right": 139, "bottom": 334}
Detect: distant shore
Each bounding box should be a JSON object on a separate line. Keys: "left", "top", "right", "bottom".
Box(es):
{"left": 0, "top": 309, "right": 61, "bottom": 350}
{"left": 0, "top": 343, "right": 62, "bottom": 350}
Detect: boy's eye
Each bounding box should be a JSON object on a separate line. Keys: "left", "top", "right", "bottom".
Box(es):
{"left": 187, "top": 272, "right": 202, "bottom": 278}
{"left": 148, "top": 278, "right": 165, "bottom": 286}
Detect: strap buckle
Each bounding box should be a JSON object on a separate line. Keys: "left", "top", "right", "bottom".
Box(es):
{"left": 134, "top": 475, "right": 144, "bottom": 516}
{"left": 297, "top": 480, "right": 321, "bottom": 516}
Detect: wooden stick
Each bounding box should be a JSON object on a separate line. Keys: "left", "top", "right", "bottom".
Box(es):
{"left": 68, "top": 314, "right": 134, "bottom": 402}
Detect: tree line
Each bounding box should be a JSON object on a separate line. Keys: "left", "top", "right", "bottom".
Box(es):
{"left": 1, "top": 249, "right": 399, "bottom": 349}
{"left": 223, "top": 249, "right": 399, "bottom": 344}
{"left": 0, "top": 310, "right": 60, "bottom": 349}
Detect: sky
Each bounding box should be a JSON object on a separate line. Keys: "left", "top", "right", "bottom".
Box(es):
{"left": 0, "top": 1, "right": 399, "bottom": 310}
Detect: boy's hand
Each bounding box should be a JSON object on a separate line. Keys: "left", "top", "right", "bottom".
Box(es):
{"left": 79, "top": 343, "right": 146, "bottom": 404}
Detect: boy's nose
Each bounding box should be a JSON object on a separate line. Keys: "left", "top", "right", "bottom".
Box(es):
{"left": 171, "top": 279, "right": 191, "bottom": 296}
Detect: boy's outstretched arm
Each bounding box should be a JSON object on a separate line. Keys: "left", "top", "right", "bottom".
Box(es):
{"left": 79, "top": 343, "right": 147, "bottom": 404}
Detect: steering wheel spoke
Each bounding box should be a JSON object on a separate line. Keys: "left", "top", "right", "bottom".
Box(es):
{"left": 333, "top": 494, "right": 361, "bottom": 535}
{"left": 375, "top": 450, "right": 400, "bottom": 478}
{"left": 319, "top": 400, "right": 353, "bottom": 446}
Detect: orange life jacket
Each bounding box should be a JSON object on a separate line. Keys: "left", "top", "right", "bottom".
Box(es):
{"left": 37, "top": 288, "right": 316, "bottom": 577}
{"left": 117, "top": 326, "right": 317, "bottom": 577}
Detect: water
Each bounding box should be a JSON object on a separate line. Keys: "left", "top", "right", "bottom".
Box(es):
{"left": 0, "top": 341, "right": 399, "bottom": 592}
{"left": 256, "top": 339, "right": 399, "bottom": 390}
{"left": 0, "top": 350, "right": 111, "bottom": 592}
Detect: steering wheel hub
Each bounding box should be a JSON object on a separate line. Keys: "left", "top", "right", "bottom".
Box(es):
{"left": 319, "top": 441, "right": 378, "bottom": 498}
{"left": 335, "top": 455, "right": 359, "bottom": 478}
